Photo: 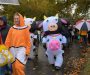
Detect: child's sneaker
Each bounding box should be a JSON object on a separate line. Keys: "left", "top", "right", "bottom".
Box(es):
{"left": 55, "top": 66, "right": 60, "bottom": 70}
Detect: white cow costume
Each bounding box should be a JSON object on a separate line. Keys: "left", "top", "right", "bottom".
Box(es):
{"left": 24, "top": 17, "right": 38, "bottom": 59}
{"left": 42, "top": 14, "right": 67, "bottom": 69}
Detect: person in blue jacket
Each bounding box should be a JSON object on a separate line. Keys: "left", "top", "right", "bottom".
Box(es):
{"left": 0, "top": 16, "right": 11, "bottom": 75}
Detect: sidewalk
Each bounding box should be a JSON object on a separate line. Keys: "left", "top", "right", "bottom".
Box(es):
{"left": 80, "top": 47, "right": 90, "bottom": 75}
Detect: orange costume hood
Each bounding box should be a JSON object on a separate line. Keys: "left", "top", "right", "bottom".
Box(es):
{"left": 14, "top": 13, "right": 25, "bottom": 27}
{"left": 18, "top": 13, "right": 24, "bottom": 26}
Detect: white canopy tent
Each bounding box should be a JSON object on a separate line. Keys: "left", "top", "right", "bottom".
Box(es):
{"left": 0, "top": 0, "right": 19, "bottom": 5}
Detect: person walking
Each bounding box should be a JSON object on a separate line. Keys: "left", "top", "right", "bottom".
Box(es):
{"left": 5, "top": 12, "right": 31, "bottom": 75}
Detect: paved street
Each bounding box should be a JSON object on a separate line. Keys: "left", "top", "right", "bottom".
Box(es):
{"left": 25, "top": 41, "right": 81, "bottom": 75}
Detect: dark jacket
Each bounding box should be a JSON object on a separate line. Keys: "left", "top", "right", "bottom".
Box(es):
{"left": 0, "top": 16, "right": 10, "bottom": 44}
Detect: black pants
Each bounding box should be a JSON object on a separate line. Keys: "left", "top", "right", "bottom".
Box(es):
{"left": 81, "top": 35, "right": 87, "bottom": 45}
{"left": 88, "top": 34, "right": 90, "bottom": 43}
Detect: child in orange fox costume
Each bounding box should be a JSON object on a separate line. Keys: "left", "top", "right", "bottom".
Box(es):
{"left": 5, "top": 13, "right": 31, "bottom": 75}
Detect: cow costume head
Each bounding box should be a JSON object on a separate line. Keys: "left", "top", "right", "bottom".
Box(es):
{"left": 24, "top": 17, "right": 37, "bottom": 33}
{"left": 42, "top": 14, "right": 62, "bottom": 36}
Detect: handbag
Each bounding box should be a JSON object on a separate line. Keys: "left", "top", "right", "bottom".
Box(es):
{"left": 0, "top": 45, "right": 14, "bottom": 67}
{"left": 78, "top": 35, "right": 81, "bottom": 40}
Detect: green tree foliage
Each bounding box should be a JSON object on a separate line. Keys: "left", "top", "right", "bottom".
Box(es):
{"left": 1, "top": 0, "right": 90, "bottom": 24}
